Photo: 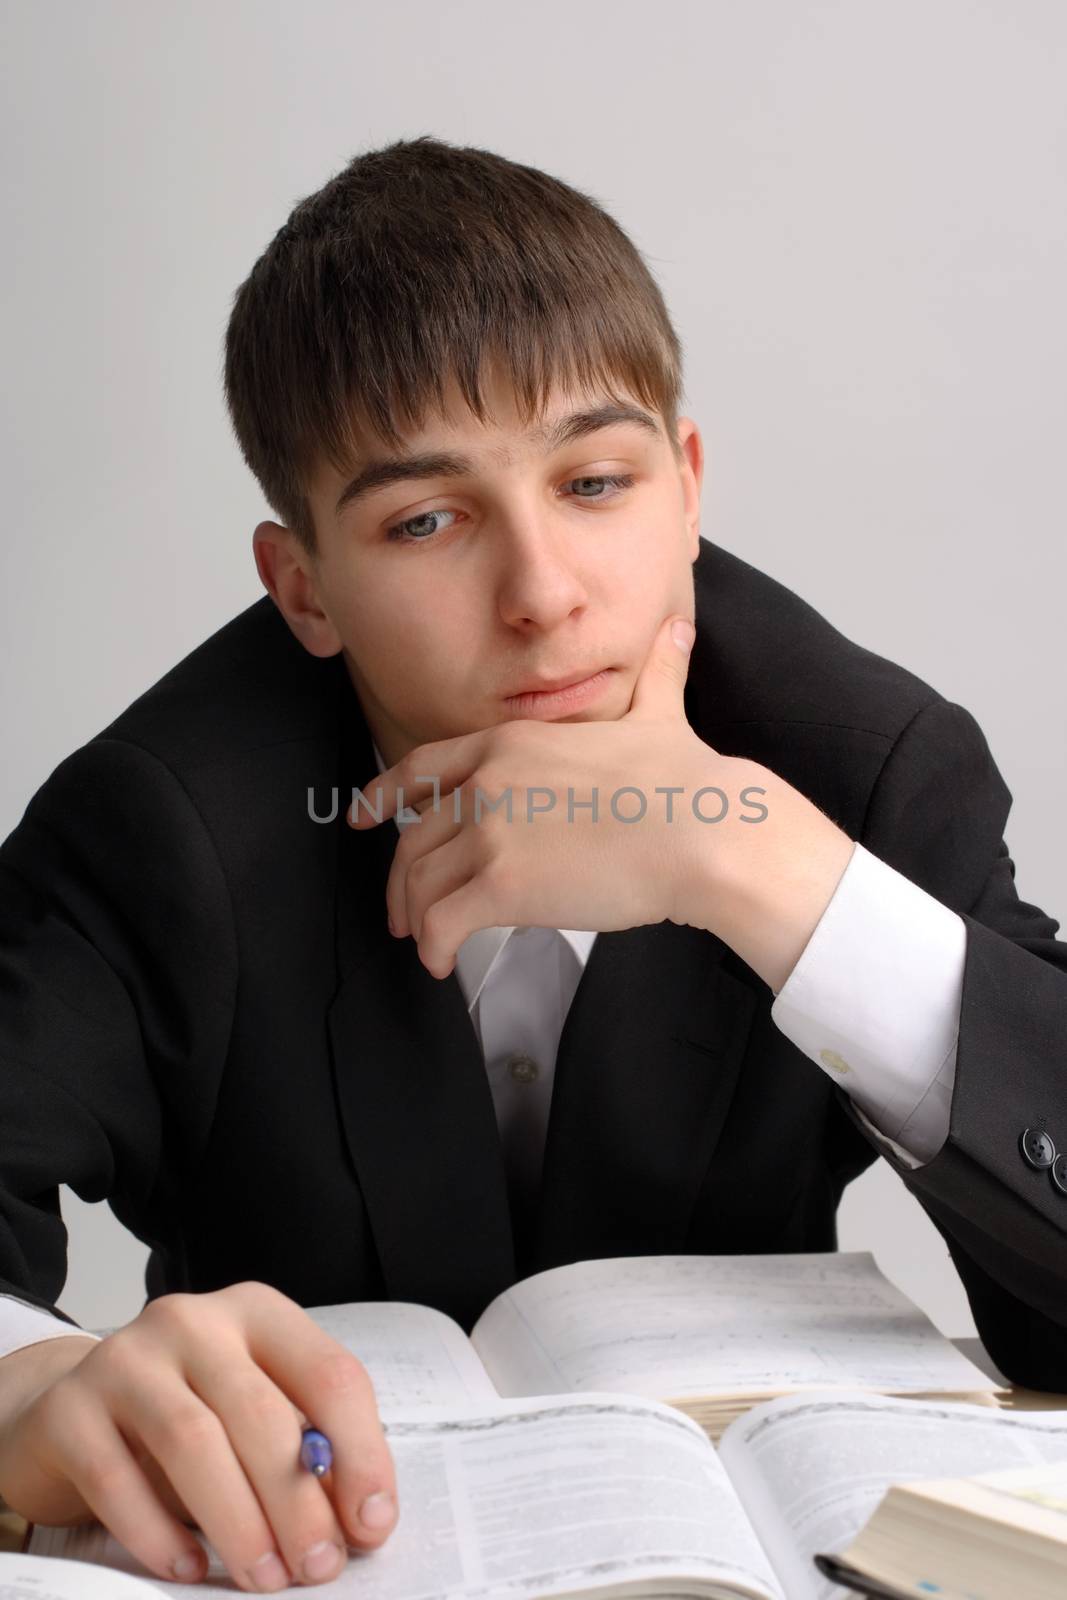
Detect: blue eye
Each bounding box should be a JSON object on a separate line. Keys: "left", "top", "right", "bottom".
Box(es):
{"left": 383, "top": 472, "right": 636, "bottom": 545}
{"left": 385, "top": 508, "right": 457, "bottom": 544}
{"left": 568, "top": 473, "right": 634, "bottom": 500}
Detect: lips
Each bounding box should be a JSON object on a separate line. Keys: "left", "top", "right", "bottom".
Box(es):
{"left": 503, "top": 669, "right": 606, "bottom": 698}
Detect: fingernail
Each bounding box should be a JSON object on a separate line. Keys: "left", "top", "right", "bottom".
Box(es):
{"left": 248, "top": 1550, "right": 289, "bottom": 1591}
{"left": 360, "top": 1491, "right": 397, "bottom": 1529}
{"left": 672, "top": 619, "right": 695, "bottom": 651}
{"left": 302, "top": 1540, "right": 345, "bottom": 1582}
{"left": 172, "top": 1550, "right": 205, "bottom": 1582}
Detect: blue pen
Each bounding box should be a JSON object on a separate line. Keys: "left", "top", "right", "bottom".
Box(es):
{"left": 300, "top": 1426, "right": 333, "bottom": 1478}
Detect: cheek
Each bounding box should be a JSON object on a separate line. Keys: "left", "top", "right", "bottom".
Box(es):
{"left": 622, "top": 544, "right": 686, "bottom": 614}
{"left": 333, "top": 573, "right": 416, "bottom": 656}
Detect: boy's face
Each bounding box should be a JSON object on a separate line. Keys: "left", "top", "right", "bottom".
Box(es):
{"left": 254, "top": 362, "right": 703, "bottom": 770}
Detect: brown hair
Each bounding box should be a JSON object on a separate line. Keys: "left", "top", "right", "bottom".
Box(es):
{"left": 222, "top": 134, "right": 685, "bottom": 557}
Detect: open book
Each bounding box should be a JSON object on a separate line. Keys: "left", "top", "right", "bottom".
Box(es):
{"left": 22, "top": 1391, "right": 1067, "bottom": 1599}
{"left": 815, "top": 1455, "right": 1067, "bottom": 1598}
{"left": 18, "top": 1252, "right": 1036, "bottom": 1600}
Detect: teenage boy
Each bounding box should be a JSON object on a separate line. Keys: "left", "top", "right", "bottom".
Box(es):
{"left": 1, "top": 135, "right": 1065, "bottom": 1593}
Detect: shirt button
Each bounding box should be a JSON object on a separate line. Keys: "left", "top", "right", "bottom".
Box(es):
{"left": 507, "top": 1052, "right": 540, "bottom": 1084}
{"left": 819, "top": 1048, "right": 851, "bottom": 1075}
{"left": 1051, "top": 1155, "right": 1067, "bottom": 1195}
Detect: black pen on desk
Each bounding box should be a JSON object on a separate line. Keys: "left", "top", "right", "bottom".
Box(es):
{"left": 300, "top": 1425, "right": 333, "bottom": 1478}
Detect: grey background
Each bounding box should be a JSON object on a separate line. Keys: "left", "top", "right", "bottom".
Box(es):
{"left": 3, "top": 1, "right": 1065, "bottom": 1339}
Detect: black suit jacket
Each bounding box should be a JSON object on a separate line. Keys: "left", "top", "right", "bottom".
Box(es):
{"left": 2, "top": 541, "right": 1066, "bottom": 1385}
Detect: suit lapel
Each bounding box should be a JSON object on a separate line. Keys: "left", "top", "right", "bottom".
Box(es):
{"left": 325, "top": 679, "right": 516, "bottom": 1333}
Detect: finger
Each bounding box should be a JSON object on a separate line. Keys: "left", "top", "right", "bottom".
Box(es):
{"left": 239, "top": 1288, "right": 400, "bottom": 1551}
{"left": 387, "top": 800, "right": 463, "bottom": 937}
{"left": 117, "top": 1372, "right": 306, "bottom": 1593}
{"left": 184, "top": 1352, "right": 353, "bottom": 1588}
{"left": 410, "top": 874, "right": 491, "bottom": 979}
{"left": 396, "top": 821, "right": 475, "bottom": 944}
{"left": 626, "top": 614, "right": 695, "bottom": 720}
{"left": 131, "top": 1439, "right": 197, "bottom": 1523}
{"left": 33, "top": 1384, "right": 210, "bottom": 1586}
{"left": 348, "top": 732, "right": 484, "bottom": 828}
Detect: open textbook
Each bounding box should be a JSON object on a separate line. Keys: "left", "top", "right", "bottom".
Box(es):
{"left": 82, "top": 1253, "right": 1005, "bottom": 1442}
{"left": 19, "top": 1392, "right": 1067, "bottom": 1599}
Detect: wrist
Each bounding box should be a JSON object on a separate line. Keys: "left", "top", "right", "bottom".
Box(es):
{"left": 0, "top": 1334, "right": 97, "bottom": 1418}
{"left": 698, "top": 762, "right": 856, "bottom": 993}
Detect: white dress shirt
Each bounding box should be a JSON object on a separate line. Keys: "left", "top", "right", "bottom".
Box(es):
{"left": 0, "top": 737, "right": 967, "bottom": 1357}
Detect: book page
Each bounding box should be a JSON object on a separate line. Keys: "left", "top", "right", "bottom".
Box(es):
{"left": 716, "top": 1389, "right": 1067, "bottom": 1600}
{"left": 30, "top": 1392, "right": 787, "bottom": 1600}
{"left": 0, "top": 1551, "right": 165, "bottom": 1597}
{"left": 302, "top": 1299, "right": 499, "bottom": 1409}
{"left": 470, "top": 1254, "right": 998, "bottom": 1401}
{"left": 977, "top": 1457, "right": 1067, "bottom": 1516}
{"left": 93, "top": 1301, "right": 498, "bottom": 1414}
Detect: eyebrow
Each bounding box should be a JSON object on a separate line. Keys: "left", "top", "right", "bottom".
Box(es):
{"left": 333, "top": 402, "right": 662, "bottom": 521}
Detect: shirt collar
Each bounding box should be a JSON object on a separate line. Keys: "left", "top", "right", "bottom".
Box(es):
{"left": 370, "top": 739, "right": 596, "bottom": 1012}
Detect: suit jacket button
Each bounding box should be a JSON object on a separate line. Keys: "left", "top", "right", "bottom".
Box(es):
{"left": 1051, "top": 1155, "right": 1067, "bottom": 1195}
{"left": 1020, "top": 1127, "right": 1056, "bottom": 1169}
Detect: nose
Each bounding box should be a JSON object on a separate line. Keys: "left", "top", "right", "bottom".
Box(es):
{"left": 494, "top": 505, "right": 591, "bottom": 631}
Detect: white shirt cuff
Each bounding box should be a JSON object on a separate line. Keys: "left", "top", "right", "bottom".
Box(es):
{"left": 0, "top": 1294, "right": 101, "bottom": 1360}
{"left": 770, "top": 841, "right": 965, "bottom": 1166}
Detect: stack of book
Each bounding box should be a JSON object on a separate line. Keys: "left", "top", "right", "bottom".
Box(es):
{"left": 816, "top": 1456, "right": 1067, "bottom": 1598}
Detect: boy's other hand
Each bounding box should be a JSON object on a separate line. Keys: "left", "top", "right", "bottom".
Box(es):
{"left": 0, "top": 1281, "right": 398, "bottom": 1591}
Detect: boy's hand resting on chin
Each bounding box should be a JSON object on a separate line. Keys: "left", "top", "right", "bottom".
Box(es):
{"left": 351, "top": 613, "right": 745, "bottom": 972}
{"left": 350, "top": 611, "right": 856, "bottom": 995}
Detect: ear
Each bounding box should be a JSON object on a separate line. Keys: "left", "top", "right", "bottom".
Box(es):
{"left": 674, "top": 417, "right": 704, "bottom": 563}
{"left": 252, "top": 522, "right": 342, "bottom": 659}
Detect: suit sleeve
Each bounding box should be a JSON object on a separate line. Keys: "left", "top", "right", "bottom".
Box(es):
{"left": 0, "top": 738, "right": 237, "bottom": 1329}
{"left": 831, "top": 695, "right": 1067, "bottom": 1391}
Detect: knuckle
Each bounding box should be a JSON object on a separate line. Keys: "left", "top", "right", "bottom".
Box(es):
{"left": 254, "top": 1280, "right": 290, "bottom": 1313}
{"left": 286, "top": 1506, "right": 344, "bottom": 1560}
{"left": 228, "top": 1513, "right": 281, "bottom": 1564}
{"left": 468, "top": 830, "right": 496, "bottom": 874}
{"left": 141, "top": 1292, "right": 199, "bottom": 1335}
{"left": 311, "top": 1348, "right": 373, "bottom": 1403}
{"left": 227, "top": 1372, "right": 288, "bottom": 1428}
{"left": 408, "top": 741, "right": 437, "bottom": 776}
{"left": 153, "top": 1401, "right": 220, "bottom": 1458}
{"left": 79, "top": 1451, "right": 130, "bottom": 1503}
{"left": 346, "top": 1443, "right": 396, "bottom": 1497}
{"left": 92, "top": 1328, "right": 145, "bottom": 1382}
{"left": 476, "top": 759, "right": 506, "bottom": 796}
{"left": 223, "top": 1279, "right": 287, "bottom": 1319}
{"left": 485, "top": 853, "right": 516, "bottom": 894}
